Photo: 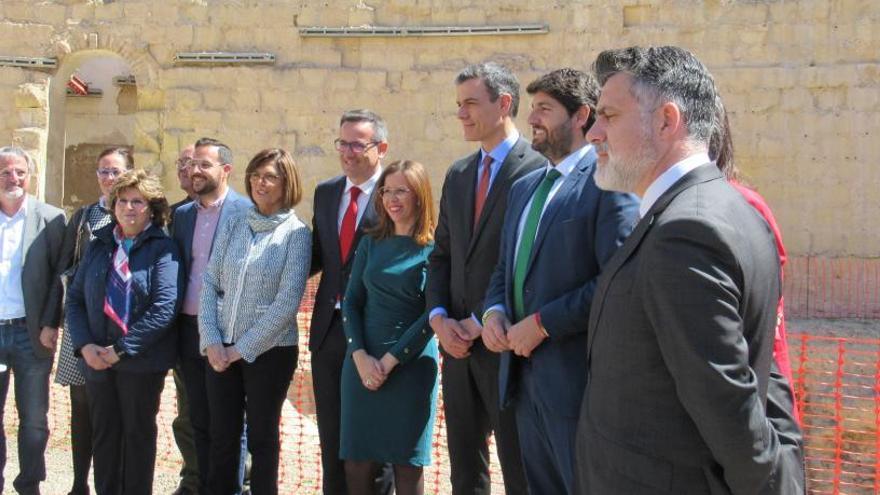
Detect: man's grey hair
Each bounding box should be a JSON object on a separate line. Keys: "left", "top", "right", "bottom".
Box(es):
{"left": 455, "top": 62, "right": 521, "bottom": 118}
{"left": 0, "top": 146, "right": 36, "bottom": 174}
{"left": 194, "top": 137, "right": 233, "bottom": 166}
{"left": 593, "top": 46, "right": 717, "bottom": 144}
{"left": 339, "top": 109, "right": 389, "bottom": 143}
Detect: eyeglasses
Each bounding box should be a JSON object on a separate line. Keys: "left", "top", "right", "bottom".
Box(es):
{"left": 334, "top": 139, "right": 380, "bottom": 155}
{"left": 116, "top": 198, "right": 148, "bottom": 210}
{"left": 187, "top": 159, "right": 220, "bottom": 171}
{"left": 379, "top": 187, "right": 411, "bottom": 200}
{"left": 0, "top": 169, "right": 27, "bottom": 181}
{"left": 248, "top": 172, "right": 282, "bottom": 185}
{"left": 96, "top": 168, "right": 123, "bottom": 179}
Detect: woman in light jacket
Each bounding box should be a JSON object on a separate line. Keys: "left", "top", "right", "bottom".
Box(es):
{"left": 199, "top": 148, "right": 311, "bottom": 495}
{"left": 65, "top": 170, "right": 181, "bottom": 495}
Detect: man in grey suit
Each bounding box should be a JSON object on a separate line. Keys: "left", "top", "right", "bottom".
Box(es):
{"left": 172, "top": 137, "right": 251, "bottom": 495}
{"left": 576, "top": 46, "right": 805, "bottom": 494}
{"left": 0, "top": 146, "right": 66, "bottom": 494}
{"left": 482, "top": 69, "right": 639, "bottom": 494}
{"left": 426, "top": 62, "right": 542, "bottom": 495}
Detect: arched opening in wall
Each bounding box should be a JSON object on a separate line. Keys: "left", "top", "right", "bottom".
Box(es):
{"left": 45, "top": 50, "right": 137, "bottom": 212}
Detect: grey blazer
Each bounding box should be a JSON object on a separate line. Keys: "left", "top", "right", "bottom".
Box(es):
{"left": 576, "top": 164, "right": 804, "bottom": 494}
{"left": 20, "top": 195, "right": 67, "bottom": 359}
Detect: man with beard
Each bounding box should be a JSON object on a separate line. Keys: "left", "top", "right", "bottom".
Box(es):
{"left": 575, "top": 46, "right": 804, "bottom": 494}
{"left": 482, "top": 69, "right": 639, "bottom": 494}
{"left": 0, "top": 146, "right": 66, "bottom": 494}
{"left": 172, "top": 137, "right": 251, "bottom": 494}
{"left": 425, "top": 61, "right": 541, "bottom": 495}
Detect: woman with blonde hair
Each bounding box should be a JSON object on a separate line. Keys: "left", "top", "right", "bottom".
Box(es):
{"left": 65, "top": 170, "right": 181, "bottom": 495}
{"left": 340, "top": 160, "right": 438, "bottom": 495}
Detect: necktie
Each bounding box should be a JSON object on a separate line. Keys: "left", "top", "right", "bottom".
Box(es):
{"left": 339, "top": 186, "right": 362, "bottom": 263}
{"left": 513, "top": 168, "right": 561, "bottom": 322}
{"left": 473, "top": 155, "right": 493, "bottom": 226}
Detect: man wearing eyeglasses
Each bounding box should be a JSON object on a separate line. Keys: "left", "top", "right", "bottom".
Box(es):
{"left": 0, "top": 146, "right": 66, "bottom": 495}
{"left": 310, "top": 109, "right": 393, "bottom": 495}
{"left": 171, "top": 137, "right": 251, "bottom": 495}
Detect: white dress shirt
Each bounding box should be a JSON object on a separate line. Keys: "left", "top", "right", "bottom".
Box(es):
{"left": 639, "top": 152, "right": 711, "bottom": 218}
{"left": 0, "top": 203, "right": 27, "bottom": 319}
{"left": 513, "top": 144, "right": 592, "bottom": 263}
{"left": 337, "top": 166, "right": 383, "bottom": 231}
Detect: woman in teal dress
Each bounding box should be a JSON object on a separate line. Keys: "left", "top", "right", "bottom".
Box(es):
{"left": 341, "top": 160, "right": 437, "bottom": 495}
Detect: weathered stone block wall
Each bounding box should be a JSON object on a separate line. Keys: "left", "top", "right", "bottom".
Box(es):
{"left": 0, "top": 0, "right": 877, "bottom": 256}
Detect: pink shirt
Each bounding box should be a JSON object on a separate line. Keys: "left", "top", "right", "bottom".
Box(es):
{"left": 182, "top": 192, "right": 227, "bottom": 315}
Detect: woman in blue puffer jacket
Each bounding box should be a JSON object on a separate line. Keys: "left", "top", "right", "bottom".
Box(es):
{"left": 65, "top": 169, "right": 182, "bottom": 495}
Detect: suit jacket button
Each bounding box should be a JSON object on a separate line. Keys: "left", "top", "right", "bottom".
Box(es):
{"left": 404, "top": 348, "right": 409, "bottom": 354}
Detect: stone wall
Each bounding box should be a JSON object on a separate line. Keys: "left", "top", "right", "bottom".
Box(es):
{"left": 0, "top": 0, "right": 877, "bottom": 256}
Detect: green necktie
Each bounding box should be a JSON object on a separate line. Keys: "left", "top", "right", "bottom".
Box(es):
{"left": 513, "top": 168, "right": 561, "bottom": 322}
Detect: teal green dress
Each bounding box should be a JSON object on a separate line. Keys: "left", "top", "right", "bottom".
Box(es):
{"left": 340, "top": 235, "right": 438, "bottom": 466}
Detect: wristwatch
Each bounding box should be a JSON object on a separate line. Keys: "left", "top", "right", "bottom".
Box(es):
{"left": 112, "top": 342, "right": 128, "bottom": 359}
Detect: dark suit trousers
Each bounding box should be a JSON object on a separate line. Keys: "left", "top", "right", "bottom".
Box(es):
{"left": 311, "top": 311, "right": 393, "bottom": 495}
{"left": 205, "top": 345, "right": 298, "bottom": 495}
{"left": 178, "top": 314, "right": 213, "bottom": 493}
{"left": 442, "top": 345, "right": 527, "bottom": 495}
{"left": 85, "top": 369, "right": 166, "bottom": 495}
{"left": 515, "top": 361, "right": 578, "bottom": 495}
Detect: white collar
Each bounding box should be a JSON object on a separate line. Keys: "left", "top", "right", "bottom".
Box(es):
{"left": 639, "top": 153, "right": 711, "bottom": 218}
{"left": 545, "top": 144, "right": 593, "bottom": 177}
{"left": 345, "top": 166, "right": 383, "bottom": 196}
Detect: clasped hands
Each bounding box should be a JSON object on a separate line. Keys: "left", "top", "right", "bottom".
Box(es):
{"left": 206, "top": 344, "right": 242, "bottom": 372}
{"left": 81, "top": 343, "right": 121, "bottom": 370}
{"left": 353, "top": 350, "right": 399, "bottom": 392}
{"left": 429, "top": 315, "right": 483, "bottom": 359}
{"left": 482, "top": 311, "right": 547, "bottom": 358}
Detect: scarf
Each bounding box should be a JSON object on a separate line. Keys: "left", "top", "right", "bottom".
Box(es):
{"left": 247, "top": 207, "right": 293, "bottom": 233}
{"left": 103, "top": 226, "right": 134, "bottom": 335}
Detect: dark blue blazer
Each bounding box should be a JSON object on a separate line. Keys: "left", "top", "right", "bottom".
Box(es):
{"left": 484, "top": 147, "right": 639, "bottom": 416}
{"left": 65, "top": 223, "right": 182, "bottom": 376}
{"left": 170, "top": 188, "right": 251, "bottom": 280}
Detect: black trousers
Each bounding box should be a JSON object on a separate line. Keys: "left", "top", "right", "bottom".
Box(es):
{"left": 205, "top": 345, "right": 298, "bottom": 495}
{"left": 311, "top": 311, "right": 393, "bottom": 495}
{"left": 69, "top": 384, "right": 92, "bottom": 495}
{"left": 178, "top": 314, "right": 213, "bottom": 494}
{"left": 85, "top": 369, "right": 166, "bottom": 495}
{"left": 442, "top": 344, "right": 528, "bottom": 495}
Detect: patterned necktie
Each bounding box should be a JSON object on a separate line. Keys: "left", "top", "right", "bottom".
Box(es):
{"left": 339, "top": 186, "right": 362, "bottom": 263}
{"left": 513, "top": 168, "right": 562, "bottom": 322}
{"left": 474, "top": 155, "right": 493, "bottom": 226}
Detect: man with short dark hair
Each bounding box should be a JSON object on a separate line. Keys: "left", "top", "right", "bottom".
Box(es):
{"left": 482, "top": 68, "right": 639, "bottom": 494}
{"left": 425, "top": 61, "right": 542, "bottom": 495}
{"left": 576, "top": 46, "right": 804, "bottom": 494}
{"left": 172, "top": 137, "right": 251, "bottom": 494}
{"left": 310, "top": 110, "right": 393, "bottom": 495}
{"left": 0, "top": 146, "right": 66, "bottom": 495}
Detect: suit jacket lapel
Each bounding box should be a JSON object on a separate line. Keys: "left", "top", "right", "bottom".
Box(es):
{"left": 326, "top": 178, "right": 346, "bottom": 265}
{"left": 21, "top": 196, "right": 38, "bottom": 262}
{"left": 586, "top": 163, "right": 722, "bottom": 358}
{"left": 505, "top": 172, "right": 542, "bottom": 293}
{"left": 526, "top": 150, "right": 594, "bottom": 272}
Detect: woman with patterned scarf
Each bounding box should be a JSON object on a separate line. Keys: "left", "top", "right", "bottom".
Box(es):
{"left": 198, "top": 148, "right": 311, "bottom": 495}
{"left": 65, "top": 170, "right": 182, "bottom": 495}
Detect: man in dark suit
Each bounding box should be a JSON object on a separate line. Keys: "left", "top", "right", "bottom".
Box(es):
{"left": 0, "top": 146, "right": 66, "bottom": 495}
{"left": 426, "top": 62, "right": 542, "bottom": 495}
{"left": 576, "top": 46, "right": 804, "bottom": 494}
{"left": 310, "top": 109, "right": 392, "bottom": 495}
{"left": 482, "top": 69, "right": 639, "bottom": 494}
{"left": 171, "top": 137, "right": 251, "bottom": 494}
